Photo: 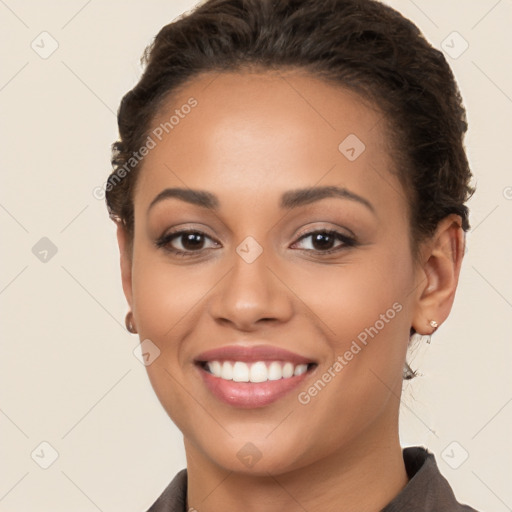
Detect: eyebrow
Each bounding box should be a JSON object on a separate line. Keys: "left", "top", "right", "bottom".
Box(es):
{"left": 148, "top": 185, "right": 375, "bottom": 214}
{"left": 148, "top": 188, "right": 219, "bottom": 211}
{"left": 280, "top": 186, "right": 375, "bottom": 213}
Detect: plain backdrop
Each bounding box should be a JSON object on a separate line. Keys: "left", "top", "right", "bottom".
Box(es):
{"left": 1, "top": 1, "right": 511, "bottom": 510}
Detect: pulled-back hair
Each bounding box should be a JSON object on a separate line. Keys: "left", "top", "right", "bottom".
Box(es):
{"left": 106, "top": 0, "right": 473, "bottom": 253}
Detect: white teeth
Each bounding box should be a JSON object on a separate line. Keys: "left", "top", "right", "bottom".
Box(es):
{"left": 210, "top": 360, "right": 222, "bottom": 376}
{"left": 249, "top": 361, "right": 268, "bottom": 383}
{"left": 294, "top": 364, "right": 308, "bottom": 376}
{"left": 268, "top": 361, "right": 283, "bottom": 381}
{"left": 221, "top": 361, "right": 233, "bottom": 380}
{"left": 233, "top": 361, "right": 250, "bottom": 382}
{"left": 282, "top": 362, "right": 294, "bottom": 378}
{"left": 204, "top": 360, "right": 311, "bottom": 382}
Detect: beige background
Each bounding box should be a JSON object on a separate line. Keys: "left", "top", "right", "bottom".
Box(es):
{"left": 1, "top": 0, "right": 511, "bottom": 510}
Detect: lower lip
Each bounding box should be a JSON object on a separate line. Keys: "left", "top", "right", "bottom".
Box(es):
{"left": 197, "top": 364, "right": 315, "bottom": 408}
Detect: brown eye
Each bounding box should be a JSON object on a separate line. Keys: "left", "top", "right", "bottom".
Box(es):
{"left": 293, "top": 230, "right": 356, "bottom": 254}
{"left": 310, "top": 232, "right": 336, "bottom": 250}
{"left": 178, "top": 232, "right": 206, "bottom": 251}
{"left": 156, "top": 230, "right": 220, "bottom": 256}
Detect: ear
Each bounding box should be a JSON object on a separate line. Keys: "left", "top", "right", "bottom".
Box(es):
{"left": 411, "top": 214, "right": 465, "bottom": 335}
{"left": 116, "top": 221, "right": 134, "bottom": 309}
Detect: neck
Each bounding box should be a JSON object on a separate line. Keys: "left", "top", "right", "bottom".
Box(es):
{"left": 184, "top": 425, "right": 408, "bottom": 512}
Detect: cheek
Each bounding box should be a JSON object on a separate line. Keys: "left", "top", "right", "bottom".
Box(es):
{"left": 287, "top": 257, "right": 414, "bottom": 456}
{"left": 131, "top": 249, "right": 215, "bottom": 341}
{"left": 129, "top": 246, "right": 220, "bottom": 413}
{"left": 294, "top": 244, "right": 414, "bottom": 345}
{"left": 291, "top": 245, "right": 414, "bottom": 407}
{"left": 129, "top": 249, "right": 210, "bottom": 429}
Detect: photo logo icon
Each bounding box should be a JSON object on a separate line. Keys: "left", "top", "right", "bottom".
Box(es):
{"left": 441, "top": 441, "right": 469, "bottom": 469}
{"left": 338, "top": 134, "right": 366, "bottom": 161}
{"left": 31, "top": 441, "right": 59, "bottom": 469}
{"left": 236, "top": 442, "right": 262, "bottom": 468}
{"left": 441, "top": 31, "right": 469, "bottom": 60}
{"left": 133, "top": 339, "right": 161, "bottom": 366}
{"left": 32, "top": 237, "right": 58, "bottom": 263}
{"left": 31, "top": 31, "right": 59, "bottom": 60}
{"left": 236, "top": 236, "right": 263, "bottom": 264}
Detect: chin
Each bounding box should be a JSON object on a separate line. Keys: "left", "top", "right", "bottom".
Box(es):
{"left": 196, "top": 432, "right": 313, "bottom": 476}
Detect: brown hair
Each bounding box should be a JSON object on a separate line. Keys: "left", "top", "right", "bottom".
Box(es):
{"left": 107, "top": 0, "right": 474, "bottom": 250}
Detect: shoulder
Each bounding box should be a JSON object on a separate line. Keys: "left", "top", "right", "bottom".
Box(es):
{"left": 381, "top": 446, "right": 480, "bottom": 512}
{"left": 145, "top": 468, "right": 188, "bottom": 512}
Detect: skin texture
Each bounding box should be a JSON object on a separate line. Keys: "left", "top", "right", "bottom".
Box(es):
{"left": 117, "top": 70, "right": 465, "bottom": 512}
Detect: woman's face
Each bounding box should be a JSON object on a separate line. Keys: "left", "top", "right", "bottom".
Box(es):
{"left": 121, "top": 70, "right": 427, "bottom": 474}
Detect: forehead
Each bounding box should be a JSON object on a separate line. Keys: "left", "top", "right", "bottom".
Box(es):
{"left": 135, "top": 70, "right": 402, "bottom": 214}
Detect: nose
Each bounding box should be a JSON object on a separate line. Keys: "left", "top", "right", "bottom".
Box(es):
{"left": 207, "top": 248, "right": 294, "bottom": 332}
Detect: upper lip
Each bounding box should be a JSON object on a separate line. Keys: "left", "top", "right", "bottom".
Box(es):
{"left": 194, "top": 344, "right": 316, "bottom": 365}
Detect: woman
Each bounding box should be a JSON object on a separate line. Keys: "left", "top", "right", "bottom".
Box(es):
{"left": 106, "top": 0, "right": 478, "bottom": 510}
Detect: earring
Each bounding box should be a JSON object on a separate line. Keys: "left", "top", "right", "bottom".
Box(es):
{"left": 425, "top": 320, "right": 438, "bottom": 344}
{"left": 125, "top": 311, "right": 137, "bottom": 334}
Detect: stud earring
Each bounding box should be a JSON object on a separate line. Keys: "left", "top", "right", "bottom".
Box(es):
{"left": 125, "top": 311, "right": 137, "bottom": 334}
{"left": 425, "top": 320, "right": 438, "bottom": 344}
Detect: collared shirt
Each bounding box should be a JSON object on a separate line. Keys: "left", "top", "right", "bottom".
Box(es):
{"left": 146, "top": 446, "right": 479, "bottom": 512}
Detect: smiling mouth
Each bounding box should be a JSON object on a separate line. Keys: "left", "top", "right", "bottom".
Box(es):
{"left": 198, "top": 360, "right": 318, "bottom": 383}
{"left": 193, "top": 344, "right": 319, "bottom": 407}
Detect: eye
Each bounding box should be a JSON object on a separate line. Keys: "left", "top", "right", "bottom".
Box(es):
{"left": 156, "top": 230, "right": 220, "bottom": 256}
{"left": 292, "top": 229, "right": 356, "bottom": 254}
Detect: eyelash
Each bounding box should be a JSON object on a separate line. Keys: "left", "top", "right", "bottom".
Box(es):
{"left": 155, "top": 228, "right": 357, "bottom": 258}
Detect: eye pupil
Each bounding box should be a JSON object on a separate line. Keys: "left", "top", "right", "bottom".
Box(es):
{"left": 182, "top": 232, "right": 204, "bottom": 250}
{"left": 312, "top": 232, "right": 334, "bottom": 250}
